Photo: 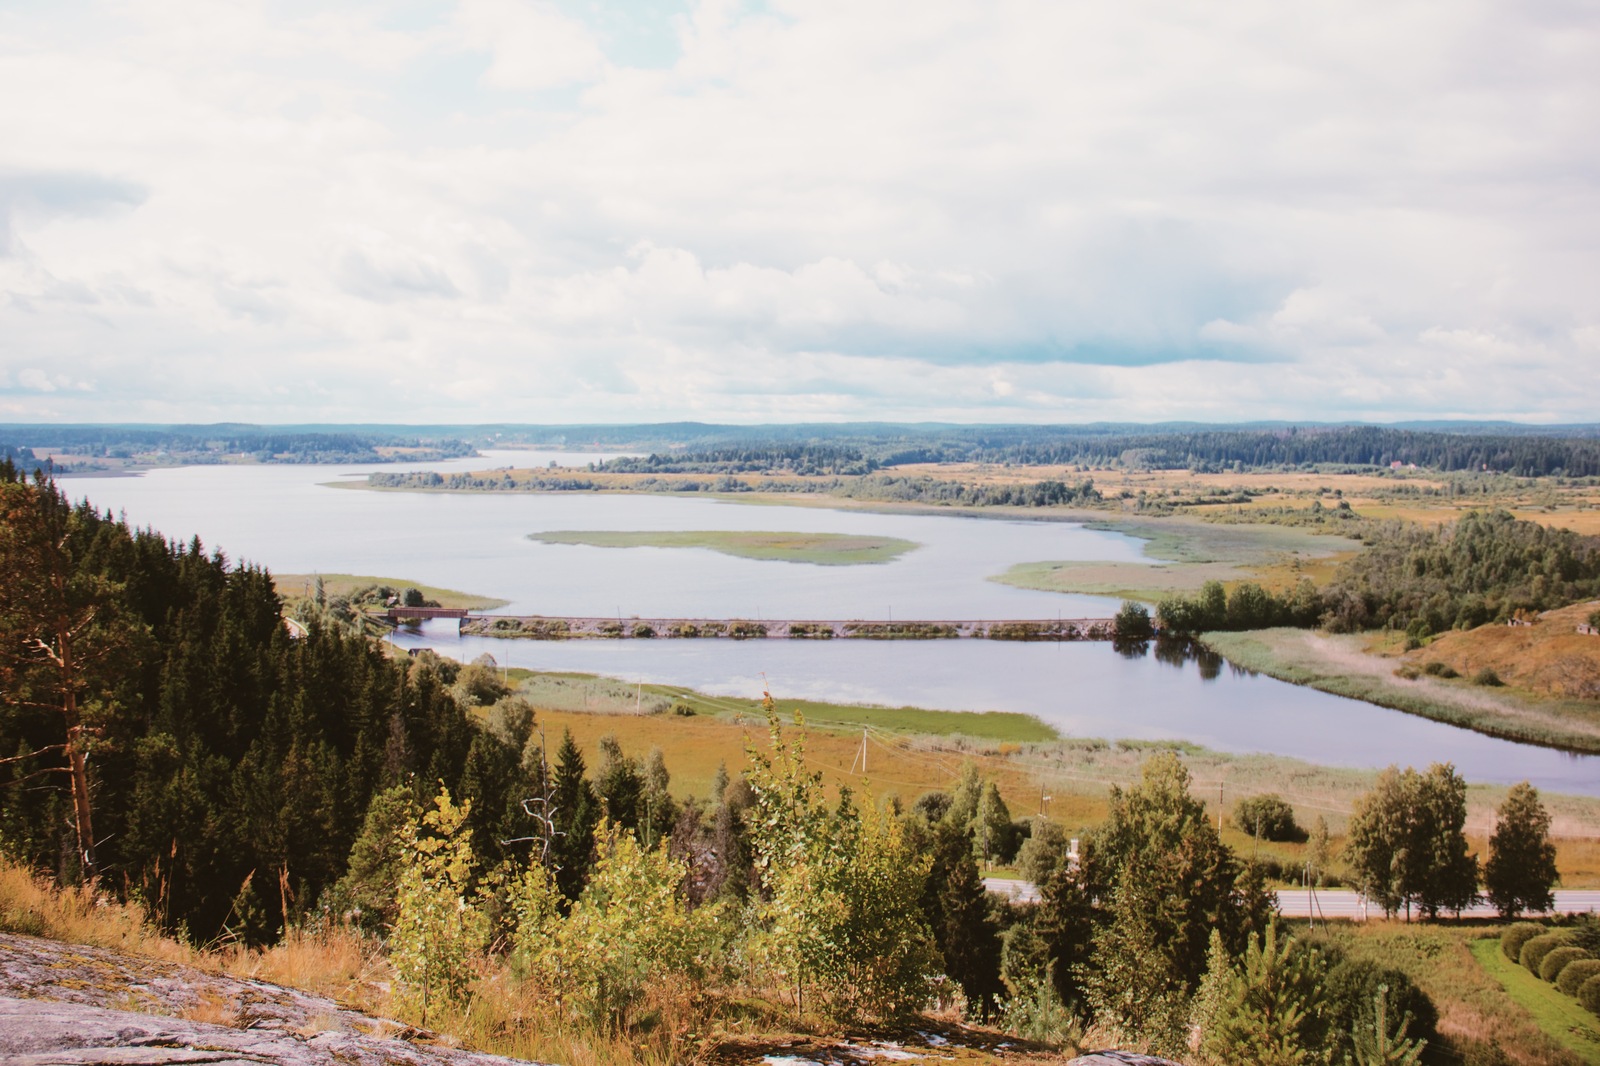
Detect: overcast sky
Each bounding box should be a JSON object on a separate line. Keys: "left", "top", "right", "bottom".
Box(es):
{"left": 1, "top": 0, "right": 1596, "bottom": 425}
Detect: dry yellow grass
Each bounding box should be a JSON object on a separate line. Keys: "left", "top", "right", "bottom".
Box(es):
{"left": 0, "top": 856, "right": 198, "bottom": 965}
{"left": 1412, "top": 601, "right": 1600, "bottom": 701}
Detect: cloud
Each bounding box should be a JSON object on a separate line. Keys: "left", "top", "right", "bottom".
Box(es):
{"left": 0, "top": 170, "right": 146, "bottom": 256}
{"left": 455, "top": 0, "right": 608, "bottom": 90}
{"left": 0, "top": 0, "right": 1594, "bottom": 423}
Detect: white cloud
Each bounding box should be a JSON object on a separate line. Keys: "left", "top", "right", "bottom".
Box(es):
{"left": 0, "top": 0, "right": 1595, "bottom": 423}
{"left": 455, "top": 0, "right": 607, "bottom": 90}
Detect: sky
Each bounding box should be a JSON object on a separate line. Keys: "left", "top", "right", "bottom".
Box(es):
{"left": 1, "top": 0, "right": 1596, "bottom": 426}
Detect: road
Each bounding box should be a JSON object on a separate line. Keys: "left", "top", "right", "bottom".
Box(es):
{"left": 984, "top": 878, "right": 1600, "bottom": 920}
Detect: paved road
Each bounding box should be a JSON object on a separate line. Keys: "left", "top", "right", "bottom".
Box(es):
{"left": 984, "top": 878, "right": 1600, "bottom": 920}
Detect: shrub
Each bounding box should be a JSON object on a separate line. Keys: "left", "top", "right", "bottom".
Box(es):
{"left": 1474, "top": 667, "right": 1504, "bottom": 686}
{"left": 1556, "top": 958, "right": 1600, "bottom": 997}
{"left": 1501, "top": 922, "right": 1546, "bottom": 962}
{"left": 1114, "top": 600, "right": 1153, "bottom": 640}
{"left": 1233, "top": 794, "right": 1305, "bottom": 843}
{"left": 631, "top": 623, "right": 656, "bottom": 638}
{"left": 1519, "top": 931, "right": 1573, "bottom": 975}
{"left": 1538, "top": 946, "right": 1591, "bottom": 983}
{"left": 1322, "top": 958, "right": 1438, "bottom": 1063}
{"left": 1580, "top": 973, "right": 1600, "bottom": 1016}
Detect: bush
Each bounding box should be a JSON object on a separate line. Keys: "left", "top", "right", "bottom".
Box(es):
{"left": 1233, "top": 794, "right": 1305, "bottom": 842}
{"left": 1114, "top": 600, "right": 1153, "bottom": 640}
{"left": 1502, "top": 922, "right": 1546, "bottom": 962}
{"left": 1520, "top": 931, "right": 1574, "bottom": 975}
{"left": 1557, "top": 958, "right": 1600, "bottom": 997}
{"left": 1538, "top": 945, "right": 1591, "bottom": 983}
{"left": 1580, "top": 973, "right": 1600, "bottom": 1016}
{"left": 1474, "top": 667, "right": 1504, "bottom": 686}
{"left": 1322, "top": 958, "right": 1438, "bottom": 1063}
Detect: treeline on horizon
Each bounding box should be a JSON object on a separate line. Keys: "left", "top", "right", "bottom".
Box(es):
{"left": 9, "top": 422, "right": 1600, "bottom": 475}
{"left": 592, "top": 427, "right": 1600, "bottom": 477}
{"left": 0, "top": 425, "right": 475, "bottom": 465}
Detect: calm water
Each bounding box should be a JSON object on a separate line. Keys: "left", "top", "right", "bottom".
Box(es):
{"left": 65, "top": 453, "right": 1600, "bottom": 796}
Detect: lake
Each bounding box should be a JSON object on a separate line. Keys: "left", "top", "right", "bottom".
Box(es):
{"left": 64, "top": 451, "right": 1600, "bottom": 796}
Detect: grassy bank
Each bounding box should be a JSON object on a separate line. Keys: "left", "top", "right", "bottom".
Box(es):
{"left": 1469, "top": 936, "right": 1600, "bottom": 1064}
{"left": 990, "top": 517, "right": 1359, "bottom": 602}
{"left": 1201, "top": 628, "right": 1600, "bottom": 755}
{"left": 1306, "top": 921, "right": 1593, "bottom": 1066}
{"left": 528, "top": 529, "right": 919, "bottom": 565}
{"left": 488, "top": 668, "right": 1600, "bottom": 885}
{"left": 273, "top": 572, "right": 508, "bottom": 610}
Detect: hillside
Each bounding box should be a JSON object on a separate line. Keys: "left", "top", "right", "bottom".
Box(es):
{"left": 1409, "top": 601, "right": 1600, "bottom": 700}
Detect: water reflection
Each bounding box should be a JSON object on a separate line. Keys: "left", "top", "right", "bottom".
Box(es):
{"left": 1146, "top": 636, "right": 1230, "bottom": 681}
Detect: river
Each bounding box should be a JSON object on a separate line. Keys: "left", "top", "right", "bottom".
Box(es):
{"left": 63, "top": 451, "right": 1600, "bottom": 796}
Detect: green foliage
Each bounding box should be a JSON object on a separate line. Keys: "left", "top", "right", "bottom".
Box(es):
{"left": 391, "top": 787, "right": 488, "bottom": 1026}
{"left": 1486, "top": 784, "right": 1559, "bottom": 920}
{"left": 1347, "top": 984, "right": 1427, "bottom": 1066}
{"left": 972, "top": 781, "right": 1014, "bottom": 863}
{"left": 1501, "top": 922, "right": 1547, "bottom": 963}
{"left": 1113, "top": 600, "right": 1153, "bottom": 640}
{"left": 1473, "top": 667, "right": 1504, "bottom": 687}
{"left": 1520, "top": 932, "right": 1575, "bottom": 976}
{"left": 1324, "top": 509, "right": 1600, "bottom": 634}
{"left": 324, "top": 785, "right": 417, "bottom": 932}
{"left": 1016, "top": 818, "right": 1068, "bottom": 885}
{"left": 921, "top": 821, "right": 1002, "bottom": 1016}
{"left": 1319, "top": 956, "right": 1438, "bottom": 1063}
{"left": 1343, "top": 763, "right": 1478, "bottom": 919}
{"left": 1579, "top": 974, "right": 1600, "bottom": 1016}
{"left": 1556, "top": 958, "right": 1600, "bottom": 997}
{"left": 1538, "top": 946, "right": 1592, "bottom": 984}
{"left": 1081, "top": 752, "right": 1262, "bottom": 1053}
{"left": 1193, "top": 923, "right": 1329, "bottom": 1066}
{"left": 0, "top": 470, "right": 490, "bottom": 940}
{"left": 511, "top": 820, "right": 726, "bottom": 1030}
{"left": 998, "top": 964, "right": 1080, "bottom": 1047}
{"left": 1234, "top": 794, "right": 1305, "bottom": 843}
{"left": 743, "top": 695, "right": 938, "bottom": 1021}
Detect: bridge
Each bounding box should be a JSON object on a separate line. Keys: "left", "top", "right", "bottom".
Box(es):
{"left": 385, "top": 606, "right": 470, "bottom": 630}
{"left": 455, "top": 614, "right": 1122, "bottom": 641}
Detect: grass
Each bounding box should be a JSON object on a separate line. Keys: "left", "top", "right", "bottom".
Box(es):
{"left": 528, "top": 529, "right": 920, "bottom": 565}
{"left": 272, "top": 572, "right": 508, "bottom": 610}
{"left": 1306, "top": 921, "right": 1587, "bottom": 1066}
{"left": 990, "top": 516, "right": 1360, "bottom": 602}
{"left": 1201, "top": 628, "right": 1600, "bottom": 755}
{"left": 493, "top": 669, "right": 1600, "bottom": 885}
{"left": 1470, "top": 935, "right": 1600, "bottom": 1064}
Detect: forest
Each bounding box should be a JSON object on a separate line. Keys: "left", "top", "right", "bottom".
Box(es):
{"left": 1155, "top": 510, "right": 1600, "bottom": 639}
{"left": 0, "top": 424, "right": 475, "bottom": 467}
{"left": 4, "top": 459, "right": 1593, "bottom": 1065}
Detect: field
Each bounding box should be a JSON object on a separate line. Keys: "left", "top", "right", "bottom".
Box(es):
{"left": 272, "top": 572, "right": 508, "bottom": 610}
{"left": 527, "top": 529, "right": 919, "bottom": 565}
{"left": 496, "top": 669, "right": 1600, "bottom": 885}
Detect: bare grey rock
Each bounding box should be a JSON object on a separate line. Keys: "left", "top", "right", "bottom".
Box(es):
{"left": 1066, "top": 1053, "right": 1185, "bottom": 1066}
{"left": 0, "top": 933, "right": 554, "bottom": 1066}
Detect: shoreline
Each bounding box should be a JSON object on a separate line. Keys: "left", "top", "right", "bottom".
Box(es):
{"left": 1201, "top": 628, "right": 1600, "bottom": 756}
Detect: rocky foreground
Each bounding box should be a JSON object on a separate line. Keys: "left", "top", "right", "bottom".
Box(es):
{"left": 0, "top": 932, "right": 551, "bottom": 1066}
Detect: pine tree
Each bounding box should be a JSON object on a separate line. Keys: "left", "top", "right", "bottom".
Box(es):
{"left": 1485, "top": 781, "right": 1558, "bottom": 918}
{"left": 549, "top": 729, "right": 600, "bottom": 902}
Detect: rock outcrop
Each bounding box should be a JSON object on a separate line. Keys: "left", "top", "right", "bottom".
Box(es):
{"left": 0, "top": 932, "right": 551, "bottom": 1066}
